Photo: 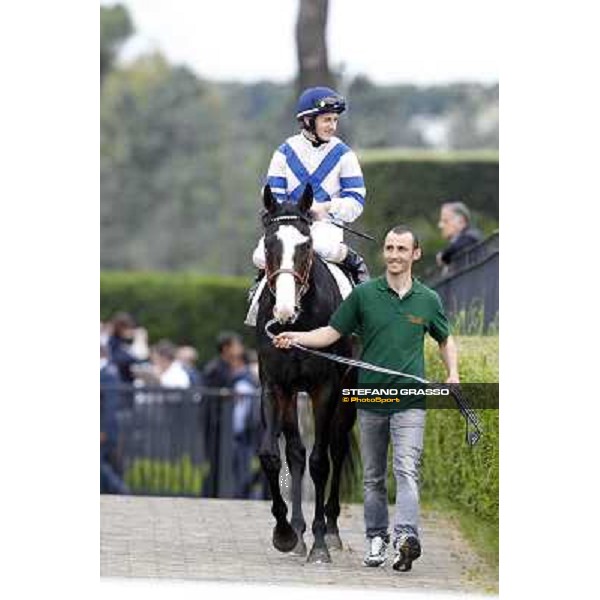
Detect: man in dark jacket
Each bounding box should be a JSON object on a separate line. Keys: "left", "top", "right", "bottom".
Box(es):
{"left": 436, "top": 201, "right": 482, "bottom": 267}
{"left": 107, "top": 312, "right": 143, "bottom": 384}
{"left": 100, "top": 346, "right": 129, "bottom": 494}
{"left": 230, "top": 352, "right": 259, "bottom": 499}
{"left": 200, "top": 332, "right": 244, "bottom": 497}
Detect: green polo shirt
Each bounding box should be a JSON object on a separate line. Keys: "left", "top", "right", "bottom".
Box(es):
{"left": 329, "top": 275, "right": 450, "bottom": 411}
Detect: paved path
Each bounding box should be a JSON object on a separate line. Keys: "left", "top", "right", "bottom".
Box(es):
{"left": 101, "top": 496, "right": 495, "bottom": 594}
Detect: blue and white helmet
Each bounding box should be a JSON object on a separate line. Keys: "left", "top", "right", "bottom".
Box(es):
{"left": 295, "top": 86, "right": 346, "bottom": 120}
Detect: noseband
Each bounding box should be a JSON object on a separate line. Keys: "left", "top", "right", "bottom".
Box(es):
{"left": 263, "top": 214, "right": 314, "bottom": 305}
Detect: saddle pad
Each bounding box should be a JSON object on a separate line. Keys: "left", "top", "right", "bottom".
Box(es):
{"left": 244, "top": 277, "right": 268, "bottom": 327}
{"left": 324, "top": 262, "right": 353, "bottom": 299}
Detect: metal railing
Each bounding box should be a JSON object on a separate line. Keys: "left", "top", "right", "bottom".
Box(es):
{"left": 426, "top": 232, "right": 499, "bottom": 331}
{"left": 102, "top": 386, "right": 264, "bottom": 499}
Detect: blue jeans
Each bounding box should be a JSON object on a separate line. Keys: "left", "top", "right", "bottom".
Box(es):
{"left": 358, "top": 408, "right": 426, "bottom": 542}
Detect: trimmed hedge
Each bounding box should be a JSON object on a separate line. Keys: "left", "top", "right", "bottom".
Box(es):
{"left": 419, "top": 336, "right": 499, "bottom": 524}
{"left": 100, "top": 271, "right": 252, "bottom": 363}
{"left": 354, "top": 153, "right": 499, "bottom": 276}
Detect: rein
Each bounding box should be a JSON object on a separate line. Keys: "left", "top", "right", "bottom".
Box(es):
{"left": 264, "top": 318, "right": 483, "bottom": 446}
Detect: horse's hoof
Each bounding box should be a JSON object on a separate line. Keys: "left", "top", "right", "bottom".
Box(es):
{"left": 307, "top": 545, "right": 331, "bottom": 564}
{"left": 272, "top": 523, "right": 298, "bottom": 553}
{"left": 290, "top": 536, "right": 307, "bottom": 557}
{"left": 325, "top": 532, "right": 343, "bottom": 551}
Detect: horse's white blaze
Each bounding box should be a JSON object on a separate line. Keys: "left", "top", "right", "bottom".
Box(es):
{"left": 273, "top": 225, "right": 308, "bottom": 322}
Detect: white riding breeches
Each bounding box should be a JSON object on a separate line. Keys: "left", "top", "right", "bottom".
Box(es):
{"left": 252, "top": 221, "right": 346, "bottom": 269}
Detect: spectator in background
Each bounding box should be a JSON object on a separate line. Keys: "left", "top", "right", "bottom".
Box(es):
{"left": 244, "top": 348, "right": 268, "bottom": 499}
{"left": 100, "top": 345, "right": 128, "bottom": 494}
{"left": 149, "top": 340, "right": 191, "bottom": 389}
{"left": 245, "top": 348, "right": 260, "bottom": 386}
{"left": 436, "top": 201, "right": 482, "bottom": 268}
{"left": 201, "top": 332, "right": 245, "bottom": 497}
{"left": 231, "top": 349, "right": 259, "bottom": 499}
{"left": 203, "top": 332, "right": 245, "bottom": 391}
{"left": 130, "top": 325, "right": 150, "bottom": 361}
{"left": 176, "top": 345, "right": 203, "bottom": 387}
{"left": 107, "top": 312, "right": 148, "bottom": 384}
{"left": 100, "top": 321, "right": 111, "bottom": 347}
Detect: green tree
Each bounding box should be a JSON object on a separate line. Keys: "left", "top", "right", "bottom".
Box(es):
{"left": 101, "top": 54, "right": 273, "bottom": 274}
{"left": 100, "top": 3, "right": 134, "bottom": 81}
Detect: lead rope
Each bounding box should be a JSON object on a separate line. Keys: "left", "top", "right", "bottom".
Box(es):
{"left": 265, "top": 318, "right": 483, "bottom": 446}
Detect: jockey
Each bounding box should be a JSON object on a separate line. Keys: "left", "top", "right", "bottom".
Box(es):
{"left": 251, "top": 86, "right": 370, "bottom": 288}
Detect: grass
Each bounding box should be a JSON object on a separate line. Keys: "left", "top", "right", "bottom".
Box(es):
{"left": 422, "top": 495, "right": 499, "bottom": 593}
{"left": 124, "top": 455, "right": 210, "bottom": 496}
{"left": 423, "top": 334, "right": 498, "bottom": 588}
{"left": 447, "top": 301, "right": 500, "bottom": 337}
{"left": 426, "top": 334, "right": 499, "bottom": 381}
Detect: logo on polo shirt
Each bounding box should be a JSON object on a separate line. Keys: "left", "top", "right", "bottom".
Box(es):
{"left": 406, "top": 314, "right": 425, "bottom": 325}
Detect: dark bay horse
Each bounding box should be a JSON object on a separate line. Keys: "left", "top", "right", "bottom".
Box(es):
{"left": 255, "top": 184, "right": 357, "bottom": 563}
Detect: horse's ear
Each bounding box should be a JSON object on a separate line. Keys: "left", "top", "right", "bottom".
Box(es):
{"left": 298, "top": 183, "right": 314, "bottom": 214}
{"left": 263, "top": 184, "right": 277, "bottom": 213}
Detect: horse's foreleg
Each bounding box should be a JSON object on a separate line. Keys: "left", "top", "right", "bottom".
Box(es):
{"left": 282, "top": 394, "right": 307, "bottom": 556}
{"left": 258, "top": 385, "right": 297, "bottom": 553}
{"left": 325, "top": 365, "right": 358, "bottom": 549}
{"left": 325, "top": 404, "right": 356, "bottom": 550}
{"left": 324, "top": 435, "right": 347, "bottom": 549}
{"left": 306, "top": 383, "right": 336, "bottom": 563}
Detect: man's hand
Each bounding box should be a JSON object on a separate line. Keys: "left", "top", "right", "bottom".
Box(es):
{"left": 273, "top": 332, "right": 300, "bottom": 349}
{"left": 310, "top": 202, "right": 331, "bottom": 221}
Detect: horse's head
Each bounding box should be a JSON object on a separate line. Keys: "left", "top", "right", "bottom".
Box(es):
{"left": 262, "top": 184, "right": 314, "bottom": 324}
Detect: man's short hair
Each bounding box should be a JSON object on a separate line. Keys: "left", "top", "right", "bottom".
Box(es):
{"left": 442, "top": 200, "right": 471, "bottom": 225}
{"left": 388, "top": 225, "right": 421, "bottom": 250}
{"left": 152, "top": 339, "right": 177, "bottom": 361}
{"left": 217, "top": 331, "right": 243, "bottom": 353}
{"left": 111, "top": 311, "right": 136, "bottom": 334}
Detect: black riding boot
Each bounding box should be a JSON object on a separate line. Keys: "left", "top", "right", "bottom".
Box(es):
{"left": 341, "top": 247, "right": 370, "bottom": 285}
{"left": 247, "top": 269, "right": 265, "bottom": 304}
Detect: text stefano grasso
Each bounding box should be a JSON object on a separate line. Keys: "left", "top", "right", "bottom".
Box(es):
{"left": 341, "top": 388, "right": 450, "bottom": 396}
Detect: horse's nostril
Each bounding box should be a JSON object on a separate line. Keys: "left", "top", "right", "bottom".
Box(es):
{"left": 274, "top": 305, "right": 295, "bottom": 324}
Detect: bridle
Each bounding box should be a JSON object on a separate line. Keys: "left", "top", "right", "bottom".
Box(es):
{"left": 263, "top": 214, "right": 314, "bottom": 307}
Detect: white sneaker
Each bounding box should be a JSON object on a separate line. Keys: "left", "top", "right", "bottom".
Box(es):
{"left": 363, "top": 535, "right": 388, "bottom": 567}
